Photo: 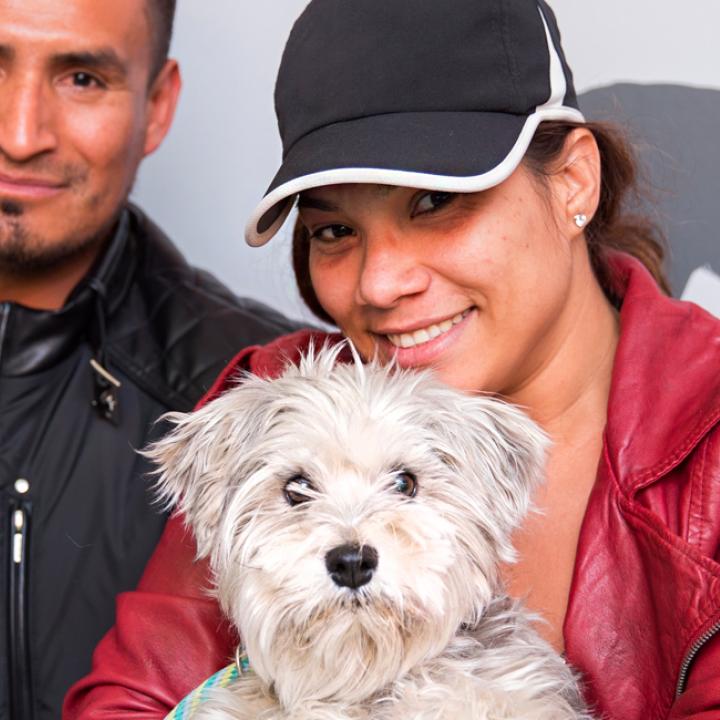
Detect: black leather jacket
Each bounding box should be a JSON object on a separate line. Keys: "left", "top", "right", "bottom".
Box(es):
{"left": 0, "top": 206, "right": 300, "bottom": 720}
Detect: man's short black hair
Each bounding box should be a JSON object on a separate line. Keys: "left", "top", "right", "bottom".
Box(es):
{"left": 147, "top": 0, "right": 177, "bottom": 80}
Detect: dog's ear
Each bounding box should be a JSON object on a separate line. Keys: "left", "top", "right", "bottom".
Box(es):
{"left": 144, "top": 376, "right": 272, "bottom": 558}
{"left": 430, "top": 393, "right": 549, "bottom": 559}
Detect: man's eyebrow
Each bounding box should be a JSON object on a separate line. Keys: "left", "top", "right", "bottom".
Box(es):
{"left": 50, "top": 48, "right": 128, "bottom": 77}
{"left": 297, "top": 195, "right": 339, "bottom": 212}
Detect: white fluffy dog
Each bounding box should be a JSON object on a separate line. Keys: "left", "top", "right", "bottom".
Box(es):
{"left": 149, "top": 346, "right": 593, "bottom": 720}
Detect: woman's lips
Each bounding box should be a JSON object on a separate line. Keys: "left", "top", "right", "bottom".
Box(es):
{"left": 376, "top": 308, "right": 475, "bottom": 368}
{"left": 385, "top": 309, "right": 471, "bottom": 349}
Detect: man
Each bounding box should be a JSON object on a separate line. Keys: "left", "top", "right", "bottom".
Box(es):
{"left": 0, "top": 1, "right": 298, "bottom": 718}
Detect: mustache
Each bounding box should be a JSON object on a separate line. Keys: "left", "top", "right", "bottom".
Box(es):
{"left": 0, "top": 152, "right": 88, "bottom": 186}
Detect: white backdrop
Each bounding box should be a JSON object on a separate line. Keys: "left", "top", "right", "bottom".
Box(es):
{"left": 132, "top": 1, "right": 720, "bottom": 323}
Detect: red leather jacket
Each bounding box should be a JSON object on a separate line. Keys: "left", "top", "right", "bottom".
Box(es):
{"left": 65, "top": 255, "right": 720, "bottom": 719}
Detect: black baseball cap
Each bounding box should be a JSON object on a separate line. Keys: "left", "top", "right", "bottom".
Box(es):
{"left": 246, "top": 0, "right": 584, "bottom": 246}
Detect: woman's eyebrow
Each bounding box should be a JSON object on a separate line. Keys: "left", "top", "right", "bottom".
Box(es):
{"left": 373, "top": 185, "right": 398, "bottom": 198}
{"left": 297, "top": 195, "right": 339, "bottom": 212}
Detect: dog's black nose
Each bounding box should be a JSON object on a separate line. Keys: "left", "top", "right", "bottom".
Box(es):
{"left": 325, "top": 543, "right": 378, "bottom": 589}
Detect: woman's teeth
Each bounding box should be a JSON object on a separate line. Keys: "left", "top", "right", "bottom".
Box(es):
{"left": 387, "top": 311, "right": 468, "bottom": 349}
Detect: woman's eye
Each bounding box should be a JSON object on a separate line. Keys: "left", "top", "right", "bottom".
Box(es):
{"left": 284, "top": 475, "right": 315, "bottom": 506}
{"left": 412, "top": 191, "right": 456, "bottom": 216}
{"left": 311, "top": 224, "right": 355, "bottom": 243}
{"left": 392, "top": 471, "right": 417, "bottom": 498}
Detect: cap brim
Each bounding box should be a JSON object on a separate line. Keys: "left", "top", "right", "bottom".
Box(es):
{"left": 245, "top": 106, "right": 584, "bottom": 246}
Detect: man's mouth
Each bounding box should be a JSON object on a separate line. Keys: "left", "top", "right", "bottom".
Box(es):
{"left": 385, "top": 309, "right": 472, "bottom": 349}
{"left": 0, "top": 172, "right": 66, "bottom": 200}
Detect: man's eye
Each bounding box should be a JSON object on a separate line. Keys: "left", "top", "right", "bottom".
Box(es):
{"left": 311, "top": 225, "right": 355, "bottom": 243}
{"left": 69, "top": 72, "right": 103, "bottom": 89}
{"left": 412, "top": 191, "right": 456, "bottom": 216}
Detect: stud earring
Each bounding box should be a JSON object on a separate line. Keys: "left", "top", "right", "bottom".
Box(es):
{"left": 573, "top": 213, "right": 588, "bottom": 229}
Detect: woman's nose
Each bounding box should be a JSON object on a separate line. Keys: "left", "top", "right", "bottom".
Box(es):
{"left": 355, "top": 233, "right": 431, "bottom": 309}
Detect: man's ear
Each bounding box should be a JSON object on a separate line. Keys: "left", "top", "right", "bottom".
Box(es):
{"left": 552, "top": 127, "right": 602, "bottom": 236}
{"left": 143, "top": 59, "right": 181, "bottom": 157}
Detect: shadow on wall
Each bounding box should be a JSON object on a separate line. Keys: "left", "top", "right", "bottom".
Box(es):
{"left": 580, "top": 83, "right": 720, "bottom": 316}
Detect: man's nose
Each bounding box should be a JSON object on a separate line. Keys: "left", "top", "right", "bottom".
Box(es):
{"left": 0, "top": 73, "right": 58, "bottom": 161}
{"left": 355, "top": 233, "right": 431, "bottom": 309}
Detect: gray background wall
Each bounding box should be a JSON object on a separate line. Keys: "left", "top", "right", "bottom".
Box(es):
{"left": 132, "top": 1, "right": 720, "bottom": 322}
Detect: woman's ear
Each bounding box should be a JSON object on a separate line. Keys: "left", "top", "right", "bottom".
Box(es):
{"left": 551, "top": 128, "right": 602, "bottom": 236}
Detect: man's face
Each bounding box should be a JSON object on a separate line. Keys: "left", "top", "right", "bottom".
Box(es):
{"left": 0, "top": 0, "right": 177, "bottom": 272}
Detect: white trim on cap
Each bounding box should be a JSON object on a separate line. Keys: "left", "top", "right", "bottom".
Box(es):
{"left": 244, "top": 5, "right": 585, "bottom": 247}
{"left": 245, "top": 106, "right": 583, "bottom": 246}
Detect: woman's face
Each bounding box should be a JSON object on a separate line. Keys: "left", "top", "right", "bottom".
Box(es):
{"left": 300, "top": 165, "right": 581, "bottom": 396}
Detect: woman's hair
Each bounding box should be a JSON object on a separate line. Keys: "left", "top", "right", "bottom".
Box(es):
{"left": 292, "top": 218, "right": 336, "bottom": 325}
{"left": 524, "top": 120, "right": 670, "bottom": 300}
{"left": 292, "top": 121, "right": 670, "bottom": 325}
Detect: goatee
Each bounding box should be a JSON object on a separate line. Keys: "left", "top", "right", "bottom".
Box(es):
{"left": 0, "top": 205, "right": 115, "bottom": 277}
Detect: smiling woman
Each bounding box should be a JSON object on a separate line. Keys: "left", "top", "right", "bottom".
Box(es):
{"left": 67, "top": 1, "right": 720, "bottom": 719}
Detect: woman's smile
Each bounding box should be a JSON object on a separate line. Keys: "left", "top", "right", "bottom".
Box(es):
{"left": 383, "top": 307, "right": 473, "bottom": 349}
{"left": 373, "top": 307, "right": 475, "bottom": 368}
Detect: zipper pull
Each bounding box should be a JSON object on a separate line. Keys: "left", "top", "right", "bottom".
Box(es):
{"left": 13, "top": 508, "right": 25, "bottom": 564}
{"left": 90, "top": 358, "right": 122, "bottom": 424}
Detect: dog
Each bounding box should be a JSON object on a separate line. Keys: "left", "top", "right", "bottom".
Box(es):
{"left": 149, "top": 345, "right": 594, "bottom": 719}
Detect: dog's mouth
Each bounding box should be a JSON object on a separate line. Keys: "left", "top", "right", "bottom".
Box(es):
{"left": 320, "top": 588, "right": 395, "bottom": 617}
{"left": 349, "top": 594, "right": 371, "bottom": 612}
{"left": 333, "top": 590, "right": 372, "bottom": 613}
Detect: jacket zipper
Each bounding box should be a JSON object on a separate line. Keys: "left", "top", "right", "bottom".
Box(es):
{"left": 0, "top": 301, "right": 8, "bottom": 368}
{"left": 676, "top": 620, "right": 720, "bottom": 696}
{"left": 8, "top": 491, "right": 34, "bottom": 720}
{"left": 2, "top": 304, "right": 34, "bottom": 719}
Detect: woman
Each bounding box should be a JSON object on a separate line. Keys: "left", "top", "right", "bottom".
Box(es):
{"left": 65, "top": 1, "right": 720, "bottom": 718}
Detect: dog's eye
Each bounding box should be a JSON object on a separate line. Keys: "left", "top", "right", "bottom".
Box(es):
{"left": 284, "top": 475, "right": 315, "bottom": 506}
{"left": 392, "top": 471, "right": 417, "bottom": 498}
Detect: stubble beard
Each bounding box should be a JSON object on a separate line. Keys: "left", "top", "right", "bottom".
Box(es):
{"left": 0, "top": 201, "right": 116, "bottom": 278}
{"left": 0, "top": 152, "right": 127, "bottom": 278}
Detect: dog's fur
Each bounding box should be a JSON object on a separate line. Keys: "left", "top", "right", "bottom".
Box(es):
{"left": 149, "top": 345, "right": 593, "bottom": 719}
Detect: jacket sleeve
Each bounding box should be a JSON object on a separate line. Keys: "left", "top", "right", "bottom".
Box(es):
{"left": 669, "top": 633, "right": 720, "bottom": 720}
{"left": 63, "top": 513, "right": 237, "bottom": 719}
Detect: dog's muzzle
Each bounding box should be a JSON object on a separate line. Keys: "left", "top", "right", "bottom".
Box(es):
{"left": 325, "top": 543, "right": 378, "bottom": 589}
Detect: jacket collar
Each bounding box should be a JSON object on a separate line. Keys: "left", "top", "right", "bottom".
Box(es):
{"left": 604, "top": 253, "right": 720, "bottom": 493}
{"left": 0, "top": 210, "right": 133, "bottom": 377}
